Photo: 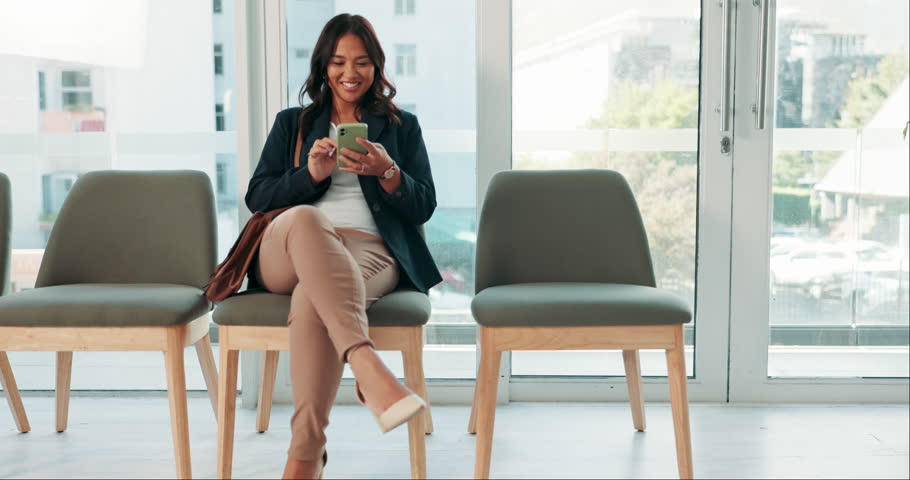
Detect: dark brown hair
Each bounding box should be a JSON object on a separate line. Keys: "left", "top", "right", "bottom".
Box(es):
{"left": 297, "top": 14, "right": 401, "bottom": 137}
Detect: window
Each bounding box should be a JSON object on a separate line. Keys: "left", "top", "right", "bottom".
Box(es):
{"left": 1, "top": 0, "right": 235, "bottom": 392}
{"left": 511, "top": 2, "right": 701, "bottom": 377}
{"left": 395, "top": 44, "right": 417, "bottom": 77}
{"left": 216, "top": 162, "right": 227, "bottom": 195}
{"left": 37, "top": 71, "right": 46, "bottom": 111}
{"left": 399, "top": 103, "right": 417, "bottom": 114}
{"left": 395, "top": 0, "right": 416, "bottom": 16}
{"left": 295, "top": 48, "right": 311, "bottom": 59}
{"left": 61, "top": 70, "right": 90, "bottom": 87}
{"left": 215, "top": 103, "right": 225, "bottom": 131}
{"left": 60, "top": 70, "right": 92, "bottom": 112}
{"left": 213, "top": 0, "right": 222, "bottom": 14}
{"left": 761, "top": 0, "right": 910, "bottom": 379}
{"left": 214, "top": 44, "right": 224, "bottom": 75}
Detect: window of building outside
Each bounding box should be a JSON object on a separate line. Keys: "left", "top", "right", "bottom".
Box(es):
{"left": 295, "top": 48, "right": 310, "bottom": 59}
{"left": 37, "top": 71, "right": 46, "bottom": 110}
{"left": 60, "top": 70, "right": 92, "bottom": 112}
{"left": 0, "top": 0, "right": 239, "bottom": 391}
{"left": 214, "top": 43, "right": 224, "bottom": 75}
{"left": 395, "top": 44, "right": 416, "bottom": 77}
{"left": 215, "top": 103, "right": 225, "bottom": 131}
{"left": 395, "top": 0, "right": 416, "bottom": 16}
{"left": 215, "top": 162, "right": 227, "bottom": 195}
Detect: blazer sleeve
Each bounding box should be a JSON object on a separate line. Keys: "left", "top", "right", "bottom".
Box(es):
{"left": 245, "top": 111, "right": 330, "bottom": 213}
{"left": 377, "top": 115, "right": 437, "bottom": 225}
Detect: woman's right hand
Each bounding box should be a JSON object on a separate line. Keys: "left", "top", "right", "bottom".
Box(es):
{"left": 307, "top": 137, "right": 337, "bottom": 183}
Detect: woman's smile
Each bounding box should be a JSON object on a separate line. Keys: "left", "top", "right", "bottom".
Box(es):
{"left": 340, "top": 80, "right": 362, "bottom": 92}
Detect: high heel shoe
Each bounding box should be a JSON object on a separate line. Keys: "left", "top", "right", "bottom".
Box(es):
{"left": 355, "top": 381, "right": 426, "bottom": 434}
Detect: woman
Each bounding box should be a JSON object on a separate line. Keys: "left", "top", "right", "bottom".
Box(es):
{"left": 245, "top": 13, "right": 443, "bottom": 479}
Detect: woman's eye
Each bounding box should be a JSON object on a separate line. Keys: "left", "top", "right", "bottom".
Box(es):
{"left": 357, "top": 63, "right": 370, "bottom": 67}
{"left": 331, "top": 62, "right": 344, "bottom": 66}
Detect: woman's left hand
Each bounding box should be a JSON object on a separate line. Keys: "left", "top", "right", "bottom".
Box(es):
{"left": 338, "top": 137, "right": 394, "bottom": 176}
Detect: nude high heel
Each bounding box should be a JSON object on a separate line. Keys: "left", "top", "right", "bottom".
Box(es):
{"left": 355, "top": 381, "right": 426, "bottom": 434}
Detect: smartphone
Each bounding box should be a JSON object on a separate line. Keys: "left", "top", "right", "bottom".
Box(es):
{"left": 336, "top": 122, "right": 368, "bottom": 168}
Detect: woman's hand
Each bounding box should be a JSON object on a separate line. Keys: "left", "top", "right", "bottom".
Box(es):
{"left": 306, "top": 137, "right": 337, "bottom": 183}
{"left": 338, "top": 137, "right": 394, "bottom": 177}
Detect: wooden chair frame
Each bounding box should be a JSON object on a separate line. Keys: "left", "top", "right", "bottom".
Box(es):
{"left": 468, "top": 324, "right": 693, "bottom": 479}
{"left": 0, "top": 314, "right": 219, "bottom": 480}
{"left": 217, "top": 324, "right": 433, "bottom": 479}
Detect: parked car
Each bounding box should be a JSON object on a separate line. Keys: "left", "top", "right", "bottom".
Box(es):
{"left": 840, "top": 259, "right": 910, "bottom": 317}
{"left": 769, "top": 240, "right": 903, "bottom": 300}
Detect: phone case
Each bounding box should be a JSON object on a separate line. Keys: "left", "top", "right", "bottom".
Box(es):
{"left": 336, "top": 122, "right": 368, "bottom": 167}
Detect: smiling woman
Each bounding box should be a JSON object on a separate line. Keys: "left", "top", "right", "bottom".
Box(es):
{"left": 243, "top": 13, "right": 442, "bottom": 478}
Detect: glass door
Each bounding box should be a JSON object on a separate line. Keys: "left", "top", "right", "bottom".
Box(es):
{"left": 729, "top": 0, "right": 909, "bottom": 401}
{"left": 506, "top": 0, "right": 733, "bottom": 402}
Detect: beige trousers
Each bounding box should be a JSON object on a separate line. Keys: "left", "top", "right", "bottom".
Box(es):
{"left": 255, "top": 205, "right": 399, "bottom": 461}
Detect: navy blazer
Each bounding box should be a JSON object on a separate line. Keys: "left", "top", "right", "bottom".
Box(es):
{"left": 246, "top": 106, "right": 443, "bottom": 294}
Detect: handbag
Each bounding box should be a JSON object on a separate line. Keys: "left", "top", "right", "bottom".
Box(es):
{"left": 203, "top": 130, "right": 303, "bottom": 302}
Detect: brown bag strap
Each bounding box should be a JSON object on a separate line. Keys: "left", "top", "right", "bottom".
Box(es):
{"left": 294, "top": 129, "right": 303, "bottom": 168}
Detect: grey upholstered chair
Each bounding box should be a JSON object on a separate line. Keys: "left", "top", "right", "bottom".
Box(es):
{"left": 0, "top": 172, "right": 31, "bottom": 434}
{"left": 467, "top": 170, "right": 694, "bottom": 479}
{"left": 213, "top": 235, "right": 434, "bottom": 480}
{"left": 0, "top": 170, "right": 220, "bottom": 479}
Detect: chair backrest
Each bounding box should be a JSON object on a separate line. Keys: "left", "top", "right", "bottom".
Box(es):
{"left": 0, "top": 173, "right": 10, "bottom": 296}
{"left": 36, "top": 170, "right": 217, "bottom": 289}
{"left": 475, "top": 169, "right": 656, "bottom": 293}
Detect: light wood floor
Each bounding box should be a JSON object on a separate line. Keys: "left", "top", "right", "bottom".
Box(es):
{"left": 1, "top": 393, "right": 907, "bottom": 479}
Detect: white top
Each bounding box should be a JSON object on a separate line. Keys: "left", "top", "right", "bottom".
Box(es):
{"left": 312, "top": 122, "right": 381, "bottom": 236}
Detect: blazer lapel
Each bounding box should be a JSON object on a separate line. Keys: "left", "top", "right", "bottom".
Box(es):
{"left": 362, "top": 112, "right": 387, "bottom": 143}
{"left": 302, "top": 107, "right": 331, "bottom": 152}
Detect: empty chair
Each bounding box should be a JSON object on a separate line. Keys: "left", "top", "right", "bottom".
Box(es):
{"left": 468, "top": 169, "right": 694, "bottom": 479}
{"left": 0, "top": 170, "right": 220, "bottom": 479}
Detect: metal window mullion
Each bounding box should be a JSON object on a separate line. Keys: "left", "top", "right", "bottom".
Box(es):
{"left": 477, "top": 0, "right": 512, "bottom": 404}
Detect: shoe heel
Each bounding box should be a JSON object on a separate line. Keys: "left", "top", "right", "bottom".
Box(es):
{"left": 375, "top": 394, "right": 426, "bottom": 434}
{"left": 355, "top": 382, "right": 426, "bottom": 434}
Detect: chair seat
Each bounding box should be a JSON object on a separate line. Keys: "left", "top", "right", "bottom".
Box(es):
{"left": 0, "top": 284, "right": 211, "bottom": 327}
{"left": 213, "top": 289, "right": 431, "bottom": 327}
{"left": 472, "top": 283, "right": 692, "bottom": 327}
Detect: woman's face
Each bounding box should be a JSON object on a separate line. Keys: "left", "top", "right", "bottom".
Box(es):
{"left": 326, "top": 33, "right": 375, "bottom": 106}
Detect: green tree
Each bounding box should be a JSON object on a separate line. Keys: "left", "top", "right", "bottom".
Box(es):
{"left": 514, "top": 79, "right": 699, "bottom": 291}
{"left": 836, "top": 53, "right": 909, "bottom": 128}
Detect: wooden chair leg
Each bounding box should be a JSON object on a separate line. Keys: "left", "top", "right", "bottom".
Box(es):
{"left": 474, "top": 327, "right": 502, "bottom": 480}
{"left": 467, "top": 371, "right": 480, "bottom": 434}
{"left": 194, "top": 333, "right": 219, "bottom": 419}
{"left": 217, "top": 342, "right": 240, "bottom": 480}
{"left": 402, "top": 329, "right": 428, "bottom": 479}
{"left": 418, "top": 373, "right": 434, "bottom": 435}
{"left": 622, "top": 349, "right": 646, "bottom": 432}
{"left": 164, "top": 329, "right": 192, "bottom": 479}
{"left": 56, "top": 351, "right": 73, "bottom": 433}
{"left": 414, "top": 327, "right": 433, "bottom": 434}
{"left": 0, "top": 351, "right": 30, "bottom": 433}
{"left": 666, "top": 326, "right": 693, "bottom": 479}
{"left": 256, "top": 350, "right": 279, "bottom": 433}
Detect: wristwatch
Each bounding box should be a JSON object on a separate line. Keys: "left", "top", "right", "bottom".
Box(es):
{"left": 380, "top": 161, "right": 398, "bottom": 180}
